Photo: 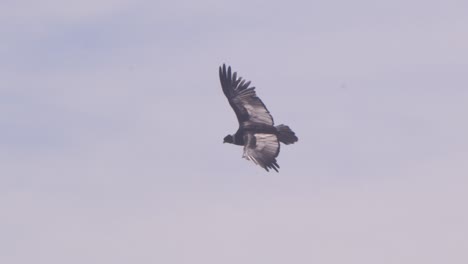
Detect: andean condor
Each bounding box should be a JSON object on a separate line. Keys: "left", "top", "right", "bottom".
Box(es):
{"left": 219, "top": 64, "right": 298, "bottom": 172}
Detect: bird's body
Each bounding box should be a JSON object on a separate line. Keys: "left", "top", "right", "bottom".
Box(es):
{"left": 228, "top": 123, "right": 277, "bottom": 146}
{"left": 219, "top": 64, "right": 298, "bottom": 172}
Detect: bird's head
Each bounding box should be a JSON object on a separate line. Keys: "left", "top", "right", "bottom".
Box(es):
{"left": 223, "top": 135, "right": 234, "bottom": 144}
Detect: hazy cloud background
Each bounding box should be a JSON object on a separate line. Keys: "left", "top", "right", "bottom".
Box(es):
{"left": 1, "top": 0, "right": 467, "bottom": 263}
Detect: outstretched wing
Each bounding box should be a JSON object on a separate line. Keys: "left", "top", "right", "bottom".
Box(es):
{"left": 243, "top": 132, "right": 280, "bottom": 172}
{"left": 219, "top": 64, "right": 274, "bottom": 126}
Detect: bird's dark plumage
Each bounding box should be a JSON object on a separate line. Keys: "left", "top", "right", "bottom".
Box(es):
{"left": 219, "top": 64, "right": 298, "bottom": 172}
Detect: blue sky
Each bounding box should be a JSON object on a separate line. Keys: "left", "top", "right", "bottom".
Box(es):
{"left": 1, "top": 0, "right": 468, "bottom": 263}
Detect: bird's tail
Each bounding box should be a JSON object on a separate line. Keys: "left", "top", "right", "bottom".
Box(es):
{"left": 276, "top": 124, "right": 298, "bottom": 145}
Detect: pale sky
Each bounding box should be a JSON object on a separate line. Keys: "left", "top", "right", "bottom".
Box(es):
{"left": 1, "top": 0, "right": 468, "bottom": 263}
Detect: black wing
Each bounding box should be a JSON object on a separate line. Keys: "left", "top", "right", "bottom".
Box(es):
{"left": 243, "top": 132, "right": 280, "bottom": 172}
{"left": 219, "top": 64, "right": 274, "bottom": 126}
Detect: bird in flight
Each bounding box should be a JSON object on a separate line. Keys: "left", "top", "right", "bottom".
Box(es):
{"left": 219, "top": 64, "right": 298, "bottom": 172}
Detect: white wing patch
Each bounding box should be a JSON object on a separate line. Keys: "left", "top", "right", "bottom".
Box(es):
{"left": 253, "top": 133, "right": 279, "bottom": 156}
{"left": 234, "top": 88, "right": 274, "bottom": 126}
{"left": 243, "top": 133, "right": 280, "bottom": 171}
{"left": 243, "top": 103, "right": 272, "bottom": 125}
